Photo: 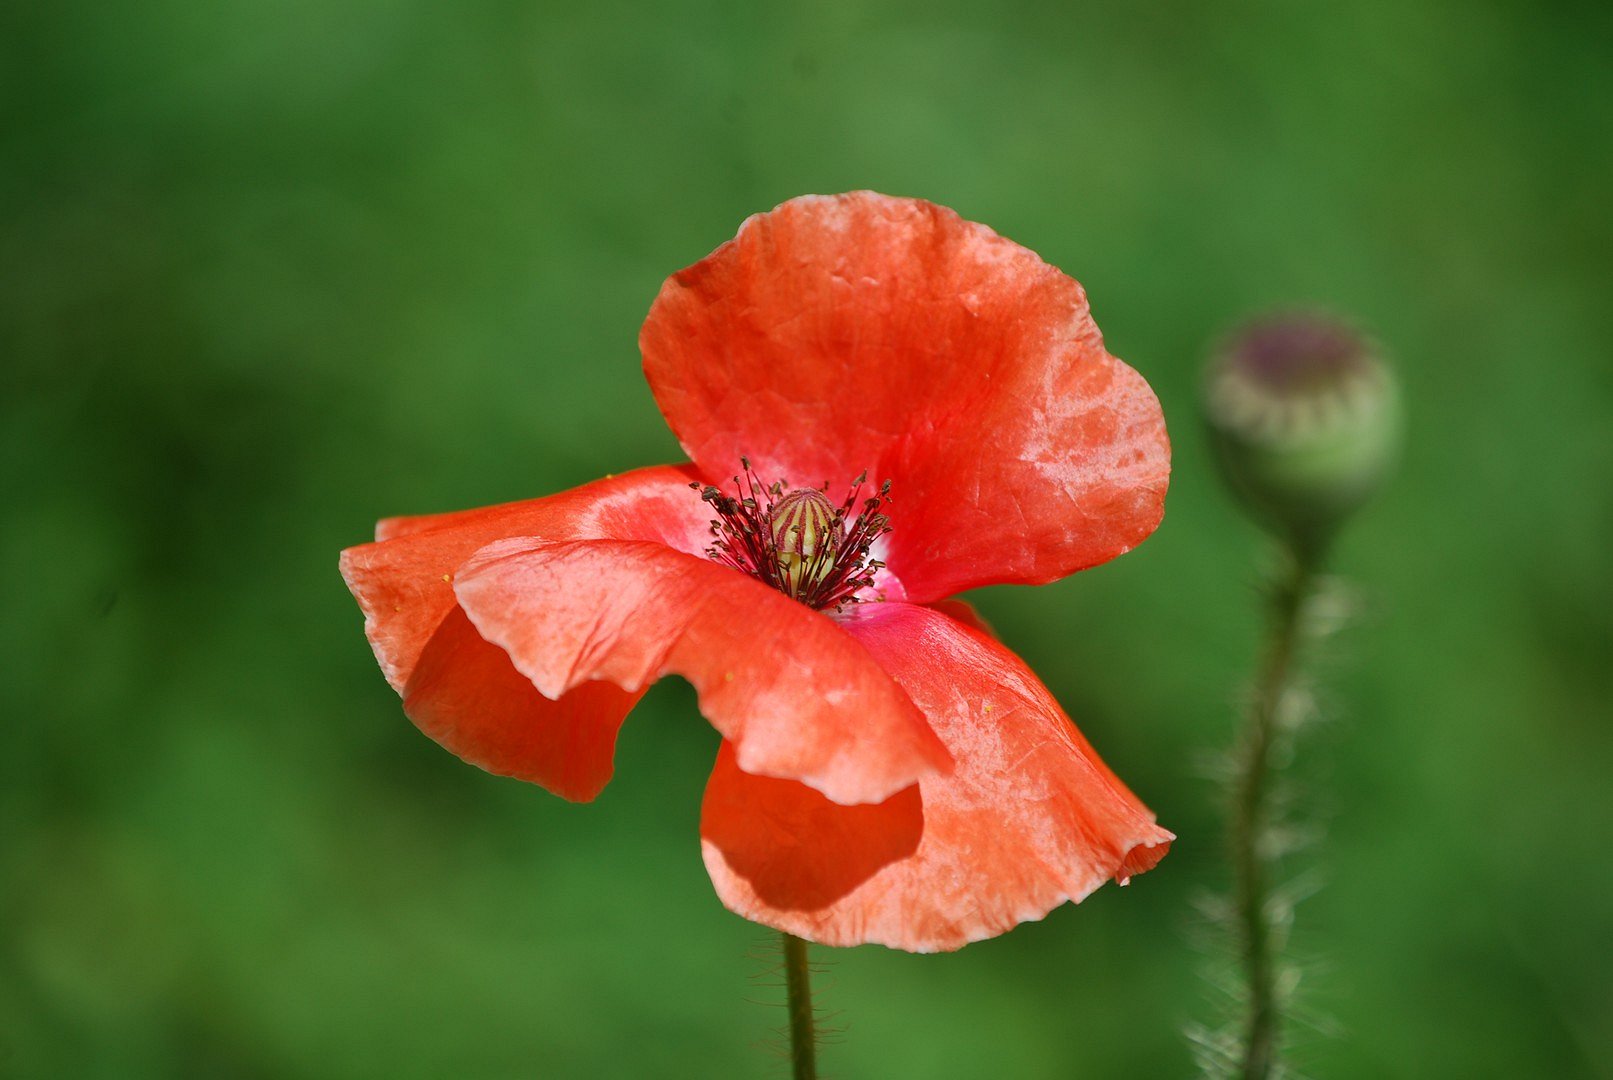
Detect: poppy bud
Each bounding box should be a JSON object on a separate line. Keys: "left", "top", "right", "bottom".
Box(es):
{"left": 1203, "top": 311, "right": 1401, "bottom": 555}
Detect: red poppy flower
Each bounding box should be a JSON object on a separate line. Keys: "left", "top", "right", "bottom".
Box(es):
{"left": 341, "top": 192, "right": 1172, "bottom": 952}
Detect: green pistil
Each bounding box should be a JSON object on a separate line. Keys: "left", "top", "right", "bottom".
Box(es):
{"left": 693, "top": 459, "right": 892, "bottom": 611}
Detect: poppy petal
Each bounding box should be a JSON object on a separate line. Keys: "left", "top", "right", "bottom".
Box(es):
{"left": 701, "top": 601, "right": 1171, "bottom": 952}
{"left": 339, "top": 464, "right": 709, "bottom": 693}
{"left": 699, "top": 740, "right": 923, "bottom": 910}
{"left": 403, "top": 606, "right": 642, "bottom": 802}
{"left": 640, "top": 191, "right": 1169, "bottom": 602}
{"left": 451, "top": 538, "right": 952, "bottom": 805}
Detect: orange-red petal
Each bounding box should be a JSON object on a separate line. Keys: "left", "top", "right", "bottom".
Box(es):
{"left": 403, "top": 606, "right": 641, "bottom": 801}
{"left": 451, "top": 538, "right": 952, "bottom": 805}
{"left": 640, "top": 191, "right": 1170, "bottom": 602}
{"left": 700, "top": 740, "right": 923, "bottom": 910}
{"left": 701, "top": 601, "right": 1171, "bottom": 952}
{"left": 339, "top": 464, "right": 709, "bottom": 694}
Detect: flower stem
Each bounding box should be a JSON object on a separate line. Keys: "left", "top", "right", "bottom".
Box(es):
{"left": 781, "top": 932, "right": 817, "bottom": 1080}
{"left": 1232, "top": 546, "right": 1317, "bottom": 1079}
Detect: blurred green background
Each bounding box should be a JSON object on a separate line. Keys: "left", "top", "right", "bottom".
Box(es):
{"left": 5, "top": 0, "right": 1610, "bottom": 1076}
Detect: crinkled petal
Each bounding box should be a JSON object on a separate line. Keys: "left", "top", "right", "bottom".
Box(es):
{"left": 701, "top": 601, "right": 1171, "bottom": 952}
{"left": 699, "top": 740, "right": 923, "bottom": 910}
{"left": 403, "top": 606, "right": 641, "bottom": 801}
{"left": 339, "top": 464, "right": 709, "bottom": 693}
{"left": 451, "top": 538, "right": 952, "bottom": 805}
{"left": 641, "top": 191, "right": 1169, "bottom": 602}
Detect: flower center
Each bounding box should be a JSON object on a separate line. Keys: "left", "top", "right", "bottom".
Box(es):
{"left": 692, "top": 458, "right": 892, "bottom": 611}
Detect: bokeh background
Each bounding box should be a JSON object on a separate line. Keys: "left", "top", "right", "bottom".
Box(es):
{"left": 5, "top": 1, "right": 1610, "bottom": 1076}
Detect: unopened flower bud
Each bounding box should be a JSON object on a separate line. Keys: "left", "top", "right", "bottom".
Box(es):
{"left": 1204, "top": 311, "right": 1401, "bottom": 555}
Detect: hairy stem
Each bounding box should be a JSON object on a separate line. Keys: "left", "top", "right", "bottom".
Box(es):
{"left": 781, "top": 932, "right": 817, "bottom": 1080}
{"left": 1232, "top": 548, "right": 1317, "bottom": 1079}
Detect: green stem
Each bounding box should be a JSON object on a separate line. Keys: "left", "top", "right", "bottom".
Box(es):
{"left": 1232, "top": 547, "right": 1317, "bottom": 1080}
{"left": 781, "top": 932, "right": 817, "bottom": 1080}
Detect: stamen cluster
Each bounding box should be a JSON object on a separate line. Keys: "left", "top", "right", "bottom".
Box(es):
{"left": 692, "top": 458, "right": 892, "bottom": 611}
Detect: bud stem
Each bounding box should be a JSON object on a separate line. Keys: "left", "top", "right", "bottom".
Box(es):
{"left": 781, "top": 932, "right": 818, "bottom": 1080}
{"left": 1232, "top": 544, "right": 1319, "bottom": 1079}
